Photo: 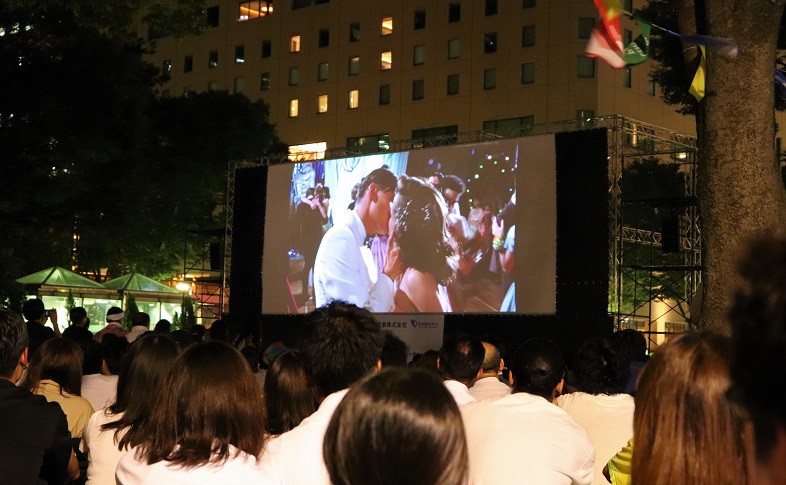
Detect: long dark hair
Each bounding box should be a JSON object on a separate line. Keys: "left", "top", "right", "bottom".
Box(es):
{"left": 20, "top": 338, "right": 83, "bottom": 396}
{"left": 264, "top": 350, "right": 319, "bottom": 435}
{"left": 133, "top": 341, "right": 267, "bottom": 467}
{"left": 101, "top": 334, "right": 180, "bottom": 450}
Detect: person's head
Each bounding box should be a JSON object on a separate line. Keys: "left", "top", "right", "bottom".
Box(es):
{"left": 153, "top": 319, "right": 171, "bottom": 334}
{"left": 134, "top": 341, "right": 267, "bottom": 466}
{"left": 380, "top": 331, "right": 409, "bottom": 368}
{"left": 632, "top": 332, "right": 745, "bottom": 485}
{"left": 305, "top": 187, "right": 316, "bottom": 199}
{"left": 101, "top": 334, "right": 128, "bottom": 375}
{"left": 300, "top": 300, "right": 384, "bottom": 398}
{"left": 22, "top": 298, "right": 45, "bottom": 322}
{"left": 479, "top": 341, "right": 503, "bottom": 376}
{"left": 132, "top": 312, "right": 150, "bottom": 328}
{"left": 324, "top": 367, "right": 469, "bottom": 485}
{"left": 69, "top": 307, "right": 88, "bottom": 327}
{"left": 572, "top": 337, "right": 629, "bottom": 395}
{"left": 427, "top": 171, "right": 443, "bottom": 188}
{"left": 21, "top": 337, "right": 84, "bottom": 396}
{"left": 81, "top": 340, "right": 104, "bottom": 375}
{"left": 106, "top": 306, "right": 124, "bottom": 325}
{"left": 509, "top": 338, "right": 565, "bottom": 401}
{"left": 390, "top": 175, "right": 458, "bottom": 285}
{"left": 729, "top": 231, "right": 786, "bottom": 466}
{"left": 609, "top": 328, "right": 648, "bottom": 363}
{"left": 355, "top": 167, "right": 397, "bottom": 235}
{"left": 190, "top": 324, "right": 206, "bottom": 342}
{"left": 409, "top": 349, "right": 441, "bottom": 376}
{"left": 263, "top": 349, "right": 319, "bottom": 435}
{"left": 0, "top": 307, "right": 28, "bottom": 380}
{"left": 440, "top": 174, "right": 465, "bottom": 206}
{"left": 437, "top": 334, "right": 484, "bottom": 386}
{"left": 209, "top": 320, "right": 228, "bottom": 342}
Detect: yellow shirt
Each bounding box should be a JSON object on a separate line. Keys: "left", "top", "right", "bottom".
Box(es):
{"left": 34, "top": 379, "right": 94, "bottom": 438}
{"left": 608, "top": 437, "right": 633, "bottom": 485}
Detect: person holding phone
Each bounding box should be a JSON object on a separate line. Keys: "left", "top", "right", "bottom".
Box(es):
{"left": 22, "top": 298, "right": 60, "bottom": 359}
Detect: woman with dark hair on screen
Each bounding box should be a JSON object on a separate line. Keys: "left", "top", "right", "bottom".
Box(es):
{"left": 323, "top": 367, "right": 469, "bottom": 485}
{"left": 263, "top": 349, "right": 319, "bottom": 435}
{"left": 389, "top": 175, "right": 458, "bottom": 312}
{"left": 81, "top": 334, "right": 180, "bottom": 485}
{"left": 115, "top": 341, "right": 268, "bottom": 484}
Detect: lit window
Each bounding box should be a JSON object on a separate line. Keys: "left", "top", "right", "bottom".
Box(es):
{"left": 261, "top": 40, "right": 272, "bottom": 58}
{"left": 289, "top": 99, "right": 299, "bottom": 117}
{"left": 483, "top": 68, "right": 496, "bottom": 90}
{"left": 448, "top": 3, "right": 461, "bottom": 22}
{"left": 578, "top": 18, "right": 595, "bottom": 39}
{"left": 238, "top": 1, "right": 273, "bottom": 21}
{"left": 207, "top": 82, "right": 218, "bottom": 91}
{"left": 577, "top": 56, "right": 595, "bottom": 78}
{"left": 318, "top": 28, "right": 329, "bottom": 48}
{"left": 484, "top": 33, "right": 497, "bottom": 53}
{"left": 381, "top": 17, "right": 393, "bottom": 35}
{"left": 290, "top": 35, "right": 301, "bottom": 53}
{"left": 647, "top": 75, "right": 656, "bottom": 96}
{"left": 622, "top": 67, "right": 632, "bottom": 88}
{"left": 521, "top": 62, "right": 535, "bottom": 84}
{"left": 448, "top": 38, "right": 460, "bottom": 59}
{"left": 447, "top": 74, "right": 459, "bottom": 95}
{"left": 235, "top": 45, "right": 245, "bottom": 63}
{"left": 288, "top": 142, "right": 326, "bottom": 161}
{"left": 522, "top": 25, "right": 536, "bottom": 47}
{"left": 318, "top": 94, "right": 328, "bottom": 113}
{"left": 289, "top": 67, "right": 300, "bottom": 85}
{"left": 260, "top": 72, "right": 271, "bottom": 90}
{"left": 348, "top": 89, "right": 359, "bottom": 109}
{"left": 413, "top": 45, "right": 425, "bottom": 66}
{"left": 208, "top": 50, "right": 218, "bottom": 69}
{"left": 379, "top": 84, "right": 391, "bottom": 105}
{"left": 380, "top": 51, "right": 392, "bottom": 70}
{"left": 183, "top": 55, "right": 193, "bottom": 73}
{"left": 414, "top": 9, "right": 426, "bottom": 29}
{"left": 349, "top": 22, "right": 360, "bottom": 42}
{"left": 162, "top": 59, "right": 172, "bottom": 77}
{"left": 349, "top": 56, "right": 360, "bottom": 75}
{"left": 234, "top": 77, "right": 245, "bottom": 94}
{"left": 412, "top": 79, "right": 424, "bottom": 100}
{"left": 318, "top": 62, "right": 329, "bottom": 81}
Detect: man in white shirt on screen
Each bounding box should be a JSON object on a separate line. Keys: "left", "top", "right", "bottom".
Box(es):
{"left": 313, "top": 167, "right": 402, "bottom": 312}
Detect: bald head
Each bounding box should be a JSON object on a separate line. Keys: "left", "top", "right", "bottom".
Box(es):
{"left": 480, "top": 342, "right": 503, "bottom": 375}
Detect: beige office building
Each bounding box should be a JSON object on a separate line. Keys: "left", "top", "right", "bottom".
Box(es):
{"left": 142, "top": 0, "right": 697, "bottom": 154}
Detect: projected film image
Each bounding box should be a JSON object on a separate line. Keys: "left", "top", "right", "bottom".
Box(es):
{"left": 262, "top": 135, "right": 557, "bottom": 315}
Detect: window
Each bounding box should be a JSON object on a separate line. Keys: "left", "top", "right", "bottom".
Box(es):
{"left": 380, "top": 51, "right": 392, "bottom": 70}
{"left": 448, "top": 38, "right": 460, "bottom": 59}
{"left": 483, "top": 68, "right": 497, "bottom": 90}
{"left": 235, "top": 45, "right": 245, "bottom": 63}
{"left": 412, "top": 79, "right": 425, "bottom": 100}
{"left": 447, "top": 74, "right": 459, "bottom": 95}
{"left": 349, "top": 56, "right": 360, "bottom": 75}
{"left": 414, "top": 9, "right": 426, "bottom": 29}
{"left": 381, "top": 17, "right": 393, "bottom": 35}
{"left": 521, "top": 62, "right": 535, "bottom": 84}
{"left": 379, "top": 84, "right": 391, "bottom": 105}
{"left": 484, "top": 33, "right": 497, "bottom": 53}
{"left": 206, "top": 6, "right": 220, "bottom": 27}
{"left": 412, "top": 125, "right": 458, "bottom": 143}
{"left": 623, "top": 29, "right": 632, "bottom": 47}
{"left": 485, "top": 0, "right": 498, "bottom": 16}
{"left": 347, "top": 134, "right": 390, "bottom": 153}
{"left": 289, "top": 67, "right": 300, "bottom": 85}
{"left": 261, "top": 40, "right": 272, "bottom": 58}
{"left": 318, "top": 94, "right": 328, "bottom": 113}
{"left": 523, "top": 0, "right": 536, "bottom": 7}
{"left": 293, "top": 0, "right": 329, "bottom": 9}
{"left": 348, "top": 89, "right": 359, "bottom": 109}
{"left": 349, "top": 22, "right": 361, "bottom": 42}
{"left": 522, "top": 25, "right": 536, "bottom": 47}
{"left": 234, "top": 77, "right": 245, "bottom": 94}
{"left": 162, "top": 59, "right": 172, "bottom": 77}
{"left": 290, "top": 35, "right": 301, "bottom": 53}
{"left": 260, "top": 72, "right": 271, "bottom": 90}
{"left": 577, "top": 56, "right": 595, "bottom": 78}
{"left": 413, "top": 45, "right": 425, "bottom": 66}
{"left": 622, "top": 67, "right": 632, "bottom": 87}
{"left": 289, "top": 99, "right": 299, "bottom": 117}
{"left": 238, "top": 1, "right": 273, "bottom": 20}
{"left": 577, "top": 109, "right": 595, "bottom": 128}
{"left": 647, "top": 75, "right": 656, "bottom": 95}
{"left": 448, "top": 2, "right": 461, "bottom": 22}
{"left": 483, "top": 116, "right": 534, "bottom": 136}
{"left": 578, "top": 18, "right": 595, "bottom": 39}
{"left": 207, "top": 82, "right": 218, "bottom": 91}
{"left": 208, "top": 50, "right": 218, "bottom": 69}
{"left": 183, "top": 55, "right": 193, "bottom": 73}
{"left": 318, "top": 62, "right": 329, "bottom": 81}
{"left": 318, "top": 29, "right": 330, "bottom": 48}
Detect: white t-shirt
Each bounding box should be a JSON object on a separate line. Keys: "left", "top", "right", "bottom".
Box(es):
{"left": 462, "top": 392, "right": 595, "bottom": 485}
{"left": 444, "top": 379, "right": 478, "bottom": 406}
{"left": 557, "top": 392, "right": 635, "bottom": 485}
{"left": 468, "top": 376, "right": 511, "bottom": 401}
{"left": 81, "top": 409, "right": 128, "bottom": 485}
{"left": 81, "top": 374, "right": 118, "bottom": 411}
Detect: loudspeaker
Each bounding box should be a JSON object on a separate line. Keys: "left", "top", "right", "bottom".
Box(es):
{"left": 209, "top": 242, "right": 221, "bottom": 270}
{"left": 661, "top": 215, "right": 680, "bottom": 253}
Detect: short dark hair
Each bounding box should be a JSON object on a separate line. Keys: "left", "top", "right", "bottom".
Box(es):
{"left": 132, "top": 312, "right": 150, "bottom": 327}
{"left": 357, "top": 167, "right": 397, "bottom": 200}
{"left": 573, "top": 338, "right": 629, "bottom": 395}
{"left": 324, "top": 367, "right": 469, "bottom": 485}
{"left": 300, "top": 301, "right": 384, "bottom": 397}
{"left": 263, "top": 349, "right": 319, "bottom": 435}
{"left": 728, "top": 231, "right": 786, "bottom": 460}
{"left": 154, "top": 319, "right": 171, "bottom": 334}
{"left": 609, "top": 329, "right": 648, "bottom": 362}
{"left": 438, "top": 334, "right": 484, "bottom": 384}
{"left": 0, "top": 307, "right": 28, "bottom": 378}
{"left": 380, "top": 331, "right": 409, "bottom": 368}
{"left": 22, "top": 298, "right": 45, "bottom": 321}
{"left": 69, "top": 307, "right": 87, "bottom": 326}
{"left": 509, "top": 338, "right": 565, "bottom": 400}
{"left": 101, "top": 334, "right": 128, "bottom": 375}
{"left": 81, "top": 340, "right": 104, "bottom": 375}
{"left": 440, "top": 174, "right": 465, "bottom": 194}
{"left": 20, "top": 338, "right": 84, "bottom": 396}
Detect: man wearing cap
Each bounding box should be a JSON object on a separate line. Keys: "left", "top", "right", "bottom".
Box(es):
{"left": 94, "top": 307, "right": 128, "bottom": 342}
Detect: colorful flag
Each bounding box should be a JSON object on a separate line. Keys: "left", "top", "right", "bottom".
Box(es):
{"left": 586, "top": 21, "right": 626, "bottom": 69}
{"left": 624, "top": 20, "right": 651, "bottom": 66}
{"left": 688, "top": 45, "right": 706, "bottom": 102}
{"left": 679, "top": 34, "right": 738, "bottom": 59}
{"left": 775, "top": 69, "right": 786, "bottom": 98}
{"left": 594, "top": 0, "right": 624, "bottom": 52}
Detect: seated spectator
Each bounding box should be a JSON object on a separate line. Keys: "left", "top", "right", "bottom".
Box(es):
{"left": 409, "top": 349, "right": 441, "bottom": 376}
{"left": 324, "top": 367, "right": 469, "bottom": 485}
{"left": 153, "top": 319, "right": 171, "bottom": 334}
{"left": 461, "top": 338, "right": 595, "bottom": 485}
{"left": 20, "top": 338, "right": 94, "bottom": 439}
{"left": 115, "top": 341, "right": 267, "bottom": 483}
{"left": 82, "top": 334, "right": 180, "bottom": 485}
{"left": 0, "top": 307, "right": 79, "bottom": 484}
{"left": 125, "top": 313, "right": 150, "bottom": 344}
{"left": 208, "top": 320, "right": 228, "bottom": 342}
{"left": 23, "top": 297, "right": 61, "bottom": 358}
{"left": 438, "top": 334, "right": 484, "bottom": 406}
{"left": 468, "top": 341, "right": 511, "bottom": 401}
{"left": 263, "top": 349, "right": 319, "bottom": 436}
{"left": 63, "top": 306, "right": 93, "bottom": 343}
{"left": 627, "top": 332, "right": 746, "bottom": 485}
{"left": 95, "top": 307, "right": 127, "bottom": 342}
{"left": 558, "top": 338, "right": 633, "bottom": 485}
{"left": 80, "top": 340, "right": 118, "bottom": 411}
{"left": 608, "top": 329, "right": 648, "bottom": 395}
{"left": 190, "top": 324, "right": 206, "bottom": 343}
{"left": 380, "top": 331, "right": 409, "bottom": 368}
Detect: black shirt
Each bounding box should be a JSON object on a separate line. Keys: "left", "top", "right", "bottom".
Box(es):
{"left": 25, "top": 321, "right": 56, "bottom": 359}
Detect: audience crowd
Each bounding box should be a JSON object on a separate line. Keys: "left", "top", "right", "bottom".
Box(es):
{"left": 1, "top": 232, "right": 786, "bottom": 484}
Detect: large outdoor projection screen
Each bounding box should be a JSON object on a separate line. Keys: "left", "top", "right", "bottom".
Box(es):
{"left": 261, "top": 134, "right": 558, "bottom": 315}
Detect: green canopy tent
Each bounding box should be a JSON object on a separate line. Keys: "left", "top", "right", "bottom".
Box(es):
{"left": 103, "top": 273, "right": 185, "bottom": 324}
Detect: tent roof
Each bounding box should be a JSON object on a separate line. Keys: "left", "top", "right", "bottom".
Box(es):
{"left": 103, "top": 273, "right": 180, "bottom": 294}
{"left": 15, "top": 266, "right": 107, "bottom": 289}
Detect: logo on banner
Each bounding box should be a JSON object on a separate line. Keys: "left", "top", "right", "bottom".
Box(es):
{"left": 410, "top": 319, "right": 439, "bottom": 329}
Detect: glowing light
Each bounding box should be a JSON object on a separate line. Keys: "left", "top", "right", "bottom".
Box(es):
{"left": 474, "top": 174, "right": 479, "bottom": 179}
{"left": 486, "top": 155, "right": 492, "bottom": 160}
{"left": 505, "top": 156, "right": 510, "bottom": 160}
{"left": 176, "top": 282, "right": 191, "bottom": 291}
{"left": 494, "top": 160, "right": 498, "bottom": 165}
{"left": 479, "top": 164, "right": 484, "bottom": 169}
{"left": 501, "top": 169, "right": 506, "bottom": 173}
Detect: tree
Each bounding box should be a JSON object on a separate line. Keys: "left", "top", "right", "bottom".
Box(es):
{"left": 637, "top": 0, "right": 786, "bottom": 332}
{"left": 124, "top": 293, "right": 140, "bottom": 331}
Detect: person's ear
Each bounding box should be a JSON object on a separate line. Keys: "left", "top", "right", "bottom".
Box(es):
{"left": 498, "top": 357, "right": 505, "bottom": 374}
{"left": 21, "top": 348, "right": 28, "bottom": 367}
{"left": 375, "top": 359, "right": 382, "bottom": 372}
{"left": 369, "top": 184, "right": 379, "bottom": 203}
{"left": 436, "top": 357, "right": 441, "bottom": 370}
{"left": 507, "top": 369, "right": 514, "bottom": 386}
